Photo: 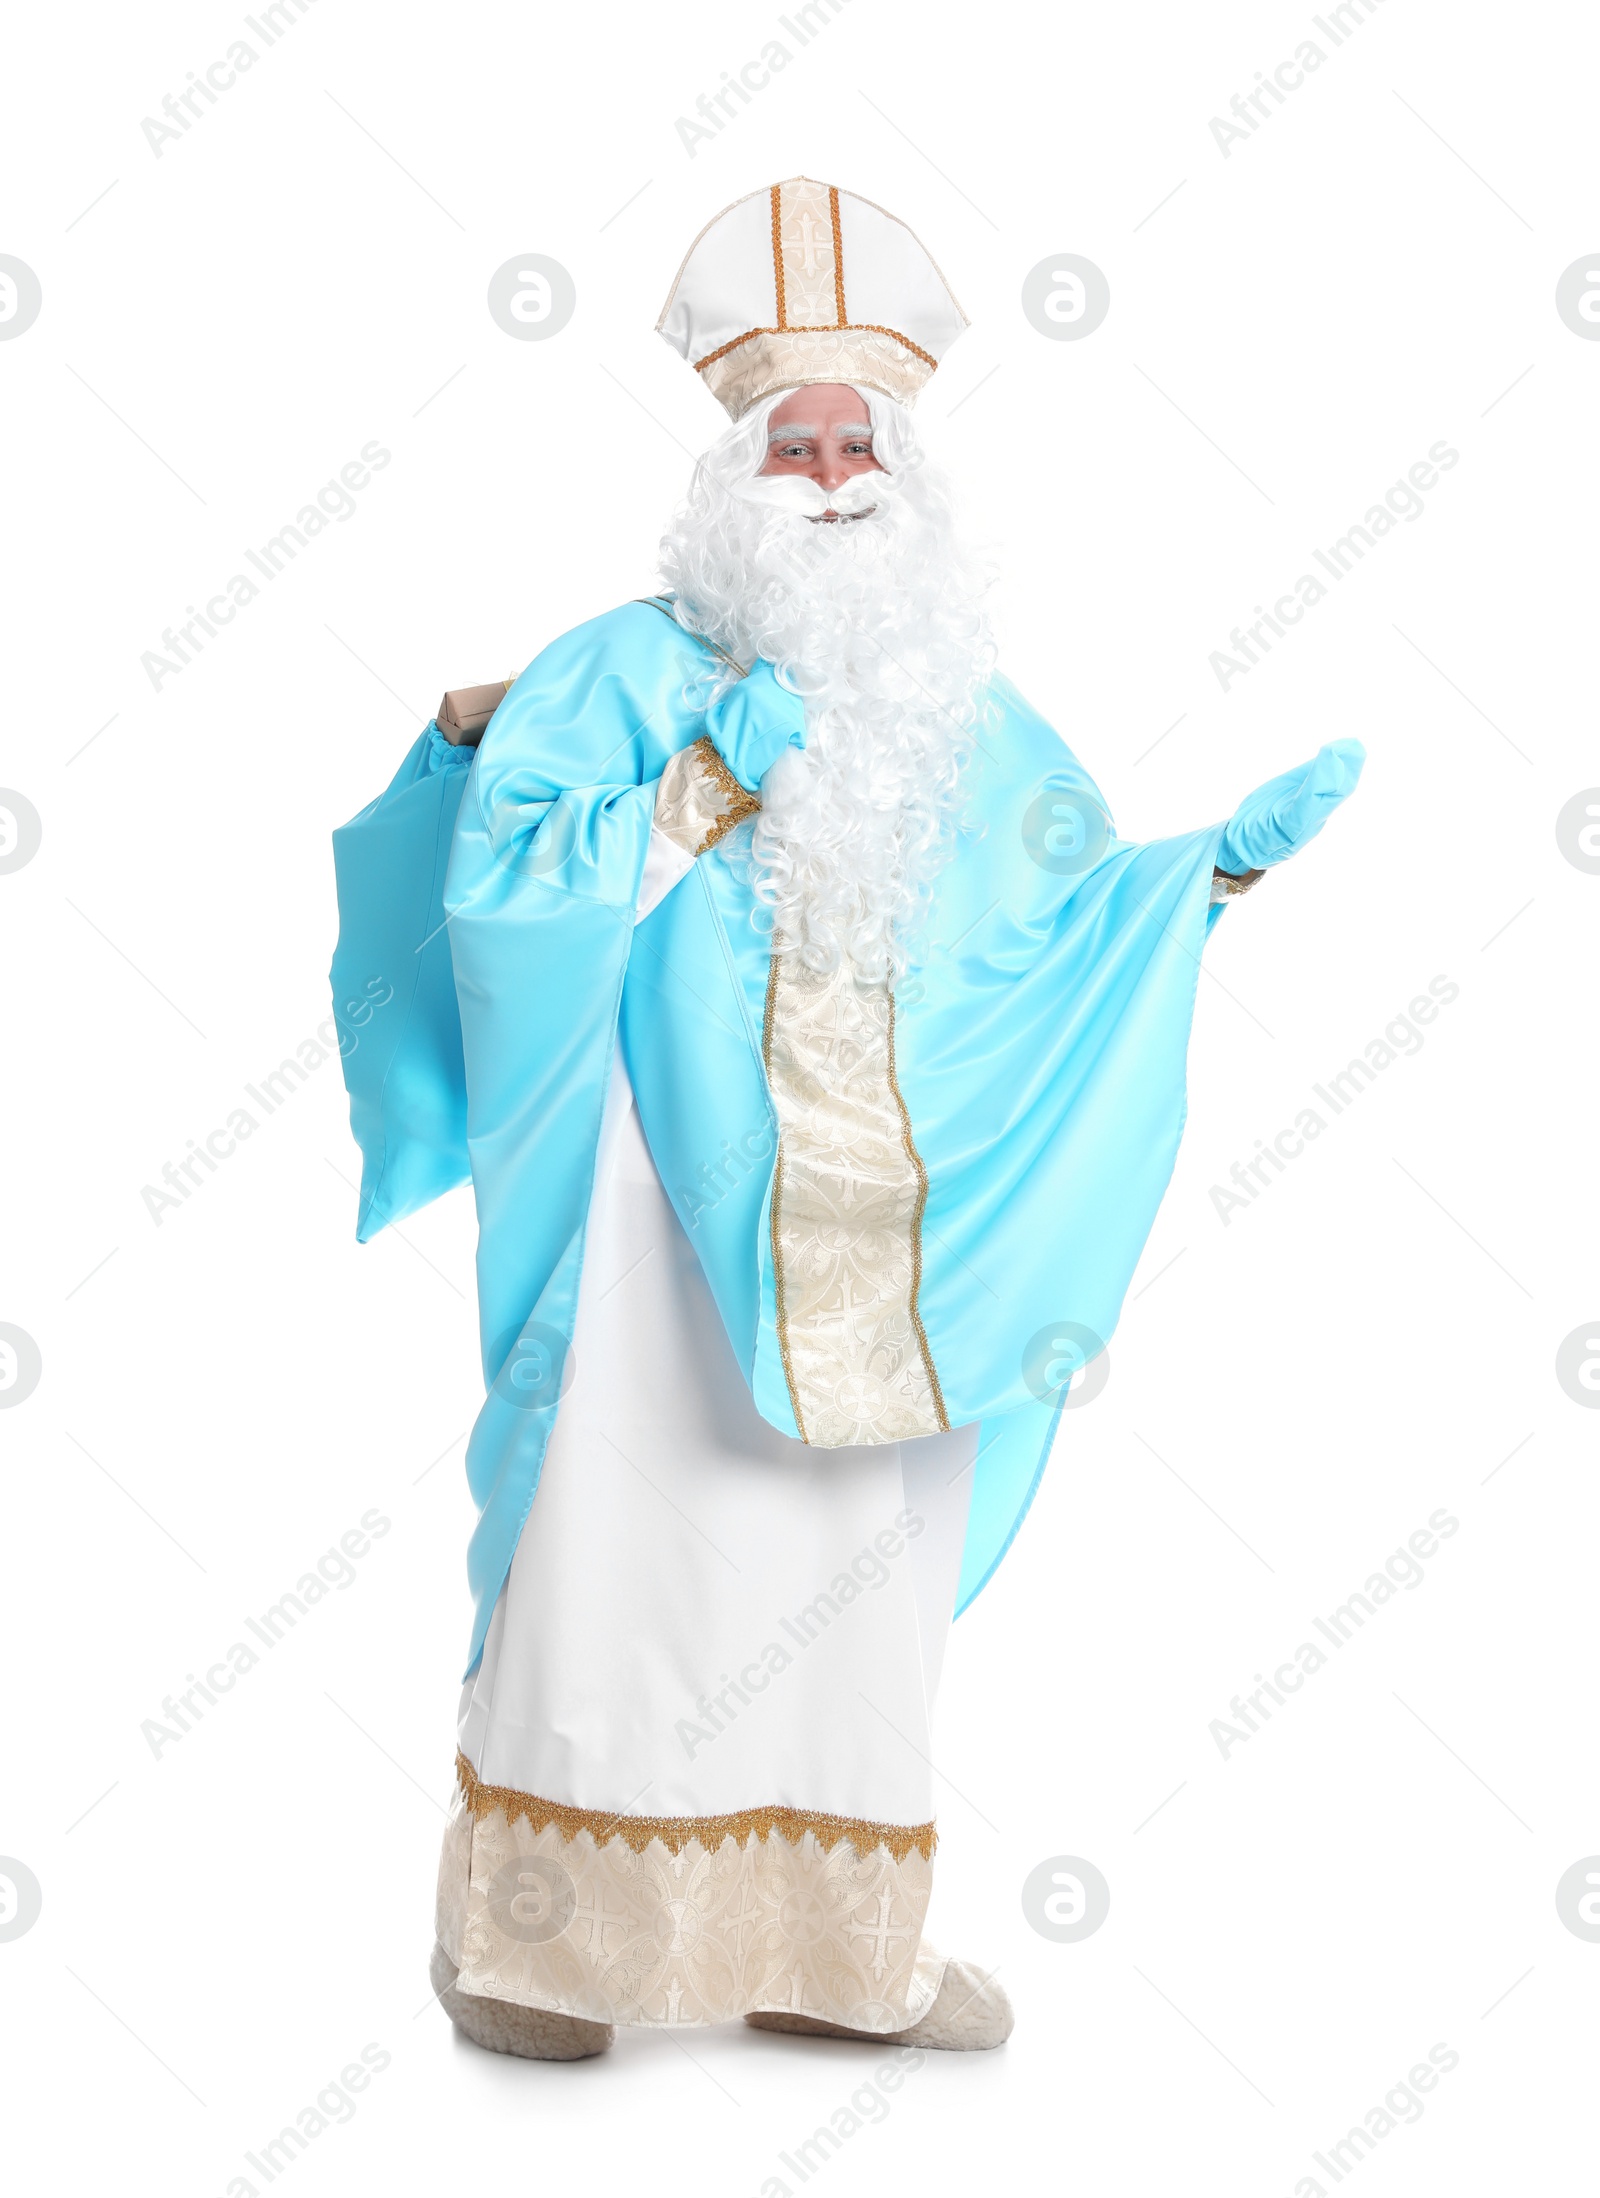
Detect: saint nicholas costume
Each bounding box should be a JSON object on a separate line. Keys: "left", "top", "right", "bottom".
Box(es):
{"left": 330, "top": 179, "right": 1362, "bottom": 2051}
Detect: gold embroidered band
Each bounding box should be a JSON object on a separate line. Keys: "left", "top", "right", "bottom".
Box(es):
{"left": 455, "top": 1751, "right": 936, "bottom": 1862}
{"left": 693, "top": 322, "right": 940, "bottom": 376}
{"left": 761, "top": 952, "right": 948, "bottom": 1449}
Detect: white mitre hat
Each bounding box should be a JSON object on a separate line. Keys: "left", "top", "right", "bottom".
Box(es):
{"left": 657, "top": 176, "right": 968, "bottom": 419}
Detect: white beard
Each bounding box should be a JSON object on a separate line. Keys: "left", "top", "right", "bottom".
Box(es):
{"left": 658, "top": 395, "right": 995, "bottom": 985}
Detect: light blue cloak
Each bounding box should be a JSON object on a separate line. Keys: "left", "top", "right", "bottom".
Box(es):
{"left": 331, "top": 603, "right": 1231, "bottom": 1675}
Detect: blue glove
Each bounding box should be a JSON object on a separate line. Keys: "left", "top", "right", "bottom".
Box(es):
{"left": 1217, "top": 738, "right": 1365, "bottom": 875}
{"left": 703, "top": 660, "right": 807, "bottom": 793}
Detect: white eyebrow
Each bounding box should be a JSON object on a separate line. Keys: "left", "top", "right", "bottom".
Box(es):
{"left": 765, "top": 422, "right": 874, "bottom": 442}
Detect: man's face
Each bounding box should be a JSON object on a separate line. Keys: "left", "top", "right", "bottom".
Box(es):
{"left": 759, "top": 383, "right": 883, "bottom": 521}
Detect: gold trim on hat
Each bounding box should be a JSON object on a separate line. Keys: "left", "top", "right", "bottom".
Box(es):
{"left": 772, "top": 177, "right": 842, "bottom": 332}
{"left": 700, "top": 328, "right": 940, "bottom": 418}
{"left": 770, "top": 182, "right": 787, "bottom": 328}
{"left": 694, "top": 322, "right": 939, "bottom": 377}
{"left": 657, "top": 176, "right": 968, "bottom": 419}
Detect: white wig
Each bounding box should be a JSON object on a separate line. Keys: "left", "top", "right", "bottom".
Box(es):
{"left": 659, "top": 386, "right": 994, "bottom": 981}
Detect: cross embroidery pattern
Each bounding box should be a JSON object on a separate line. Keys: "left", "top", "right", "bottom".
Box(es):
{"left": 777, "top": 179, "right": 845, "bottom": 328}
{"left": 847, "top": 1888, "right": 904, "bottom": 1983}
{"left": 794, "top": 207, "right": 829, "bottom": 279}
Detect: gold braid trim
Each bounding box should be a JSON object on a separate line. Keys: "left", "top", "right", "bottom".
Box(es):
{"left": 770, "top": 182, "right": 787, "bottom": 328}
{"left": 885, "top": 984, "right": 949, "bottom": 1432}
{"left": 692, "top": 324, "right": 941, "bottom": 375}
{"left": 455, "top": 1752, "right": 935, "bottom": 1862}
{"left": 829, "top": 185, "right": 847, "bottom": 326}
{"left": 688, "top": 733, "right": 761, "bottom": 855}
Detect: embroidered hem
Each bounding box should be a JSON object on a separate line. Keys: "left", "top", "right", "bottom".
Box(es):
{"left": 438, "top": 1765, "right": 945, "bottom": 2031}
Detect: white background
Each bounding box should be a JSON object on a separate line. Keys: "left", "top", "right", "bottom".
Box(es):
{"left": 2, "top": 2, "right": 1595, "bottom": 2192}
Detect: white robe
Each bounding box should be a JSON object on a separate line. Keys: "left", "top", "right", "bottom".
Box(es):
{"left": 436, "top": 837, "right": 977, "bottom": 2030}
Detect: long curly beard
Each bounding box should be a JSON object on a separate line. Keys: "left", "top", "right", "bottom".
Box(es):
{"left": 658, "top": 391, "right": 995, "bottom": 984}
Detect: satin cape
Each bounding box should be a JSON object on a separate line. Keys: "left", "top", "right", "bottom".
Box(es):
{"left": 331, "top": 603, "right": 1230, "bottom": 1674}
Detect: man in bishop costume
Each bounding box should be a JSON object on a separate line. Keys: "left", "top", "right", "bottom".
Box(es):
{"left": 332, "top": 178, "right": 1362, "bottom": 2062}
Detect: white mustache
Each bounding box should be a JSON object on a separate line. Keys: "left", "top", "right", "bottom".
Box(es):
{"left": 730, "top": 470, "right": 891, "bottom": 517}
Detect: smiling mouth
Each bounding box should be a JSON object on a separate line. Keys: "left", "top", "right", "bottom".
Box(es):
{"left": 806, "top": 506, "right": 876, "bottom": 524}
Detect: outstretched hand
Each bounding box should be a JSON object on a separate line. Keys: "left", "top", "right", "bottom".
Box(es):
{"left": 1217, "top": 738, "right": 1365, "bottom": 875}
